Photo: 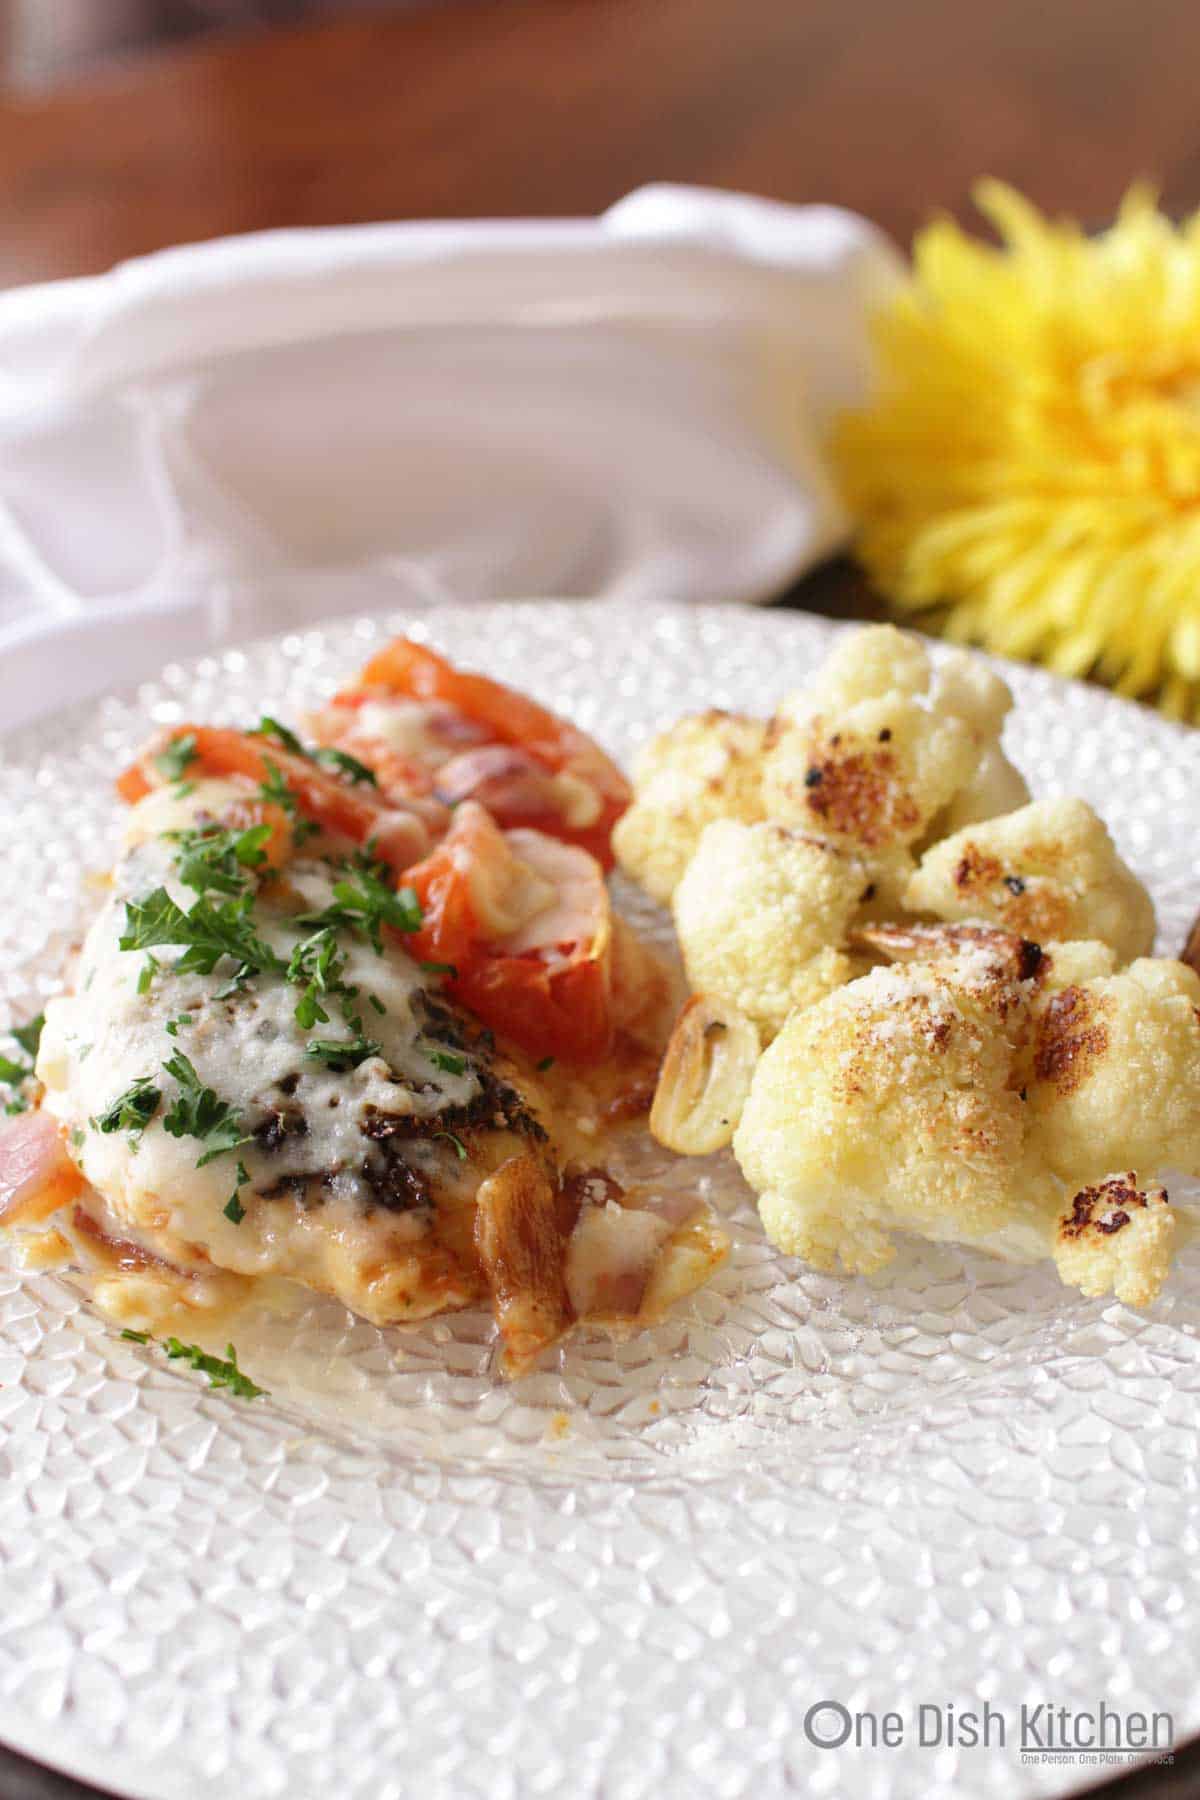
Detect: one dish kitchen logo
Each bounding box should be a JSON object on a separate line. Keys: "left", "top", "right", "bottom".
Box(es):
{"left": 802, "top": 1700, "right": 1174, "bottom": 1767}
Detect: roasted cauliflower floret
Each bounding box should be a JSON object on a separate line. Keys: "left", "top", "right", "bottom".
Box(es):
{"left": 733, "top": 934, "right": 1181, "bottom": 1307}
{"left": 905, "top": 798, "right": 1155, "bottom": 962}
{"left": 934, "top": 745, "right": 1031, "bottom": 835}
{"left": 672, "top": 820, "right": 871, "bottom": 1038}
{"left": 733, "top": 948, "right": 1059, "bottom": 1277}
{"left": 921, "top": 652, "right": 1030, "bottom": 835}
{"left": 1027, "top": 957, "right": 1200, "bottom": 1182}
{"left": 777, "top": 623, "right": 933, "bottom": 721}
{"left": 1042, "top": 938, "right": 1118, "bottom": 989}
{"left": 612, "top": 709, "right": 769, "bottom": 903}
{"left": 1053, "top": 1175, "right": 1175, "bottom": 1308}
{"left": 932, "top": 650, "right": 1014, "bottom": 742}
{"left": 760, "top": 695, "right": 978, "bottom": 856}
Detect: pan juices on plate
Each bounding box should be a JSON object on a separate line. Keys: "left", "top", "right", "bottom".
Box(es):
{"left": 0, "top": 642, "right": 727, "bottom": 1377}
{"left": 621, "top": 624, "right": 1195, "bottom": 1309}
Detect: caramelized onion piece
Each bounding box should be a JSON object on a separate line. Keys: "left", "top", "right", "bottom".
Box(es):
{"left": 0, "top": 1111, "right": 83, "bottom": 1226}
{"left": 474, "top": 1154, "right": 572, "bottom": 1376}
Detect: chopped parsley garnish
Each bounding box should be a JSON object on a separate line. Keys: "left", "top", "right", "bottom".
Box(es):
{"left": 223, "top": 1160, "right": 250, "bottom": 1225}
{"left": 136, "top": 954, "right": 160, "bottom": 996}
{"left": 537, "top": 1056, "right": 555, "bottom": 1072}
{"left": 434, "top": 1129, "right": 468, "bottom": 1161}
{"left": 122, "top": 1327, "right": 265, "bottom": 1398}
{"left": 165, "top": 1013, "right": 194, "bottom": 1037}
{"left": 300, "top": 862, "right": 422, "bottom": 952}
{"left": 257, "top": 757, "right": 320, "bottom": 846}
{"left": 12, "top": 1016, "right": 44, "bottom": 1061}
{"left": 313, "top": 746, "right": 378, "bottom": 786}
{"left": 304, "top": 1034, "right": 381, "bottom": 1072}
{"left": 257, "top": 757, "right": 295, "bottom": 810}
{"left": 163, "top": 1336, "right": 267, "bottom": 1400}
{"left": 254, "top": 716, "right": 378, "bottom": 793}
{"left": 94, "top": 1075, "right": 162, "bottom": 1138}
{"left": 253, "top": 715, "right": 307, "bottom": 757}
{"left": 168, "top": 820, "right": 272, "bottom": 897}
{"left": 121, "top": 887, "right": 285, "bottom": 982}
{"left": 161, "top": 1051, "right": 250, "bottom": 1166}
{"left": 286, "top": 926, "right": 347, "bottom": 1030}
{"left": 426, "top": 1047, "right": 466, "bottom": 1076}
{"left": 0, "top": 1013, "right": 43, "bottom": 1114}
{"left": 367, "top": 993, "right": 386, "bottom": 1015}
{"left": 154, "top": 733, "right": 198, "bottom": 782}
{"left": 420, "top": 960, "right": 458, "bottom": 978}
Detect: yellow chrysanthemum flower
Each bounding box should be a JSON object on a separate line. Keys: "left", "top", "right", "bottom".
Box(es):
{"left": 833, "top": 182, "right": 1200, "bottom": 717}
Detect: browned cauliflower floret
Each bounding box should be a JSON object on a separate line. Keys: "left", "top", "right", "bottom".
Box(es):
{"left": 1053, "top": 1175, "right": 1175, "bottom": 1307}
{"left": 733, "top": 944, "right": 1059, "bottom": 1276}
{"left": 611, "top": 709, "right": 770, "bottom": 903}
{"left": 617, "top": 630, "right": 1180, "bottom": 1310}
{"left": 1027, "top": 957, "right": 1200, "bottom": 1182}
{"left": 905, "top": 797, "right": 1155, "bottom": 962}
{"left": 765, "top": 628, "right": 979, "bottom": 859}
{"left": 733, "top": 927, "right": 1182, "bottom": 1307}
{"left": 761, "top": 696, "right": 978, "bottom": 856}
{"left": 672, "top": 820, "right": 870, "bottom": 1039}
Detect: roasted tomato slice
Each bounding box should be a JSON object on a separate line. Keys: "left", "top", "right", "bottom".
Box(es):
{"left": 324, "top": 637, "right": 631, "bottom": 868}
{"left": 116, "top": 725, "right": 441, "bottom": 871}
{"left": 404, "top": 801, "right": 614, "bottom": 1065}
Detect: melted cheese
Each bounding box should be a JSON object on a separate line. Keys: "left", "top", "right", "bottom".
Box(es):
{"left": 348, "top": 699, "right": 462, "bottom": 767}
{"left": 25, "top": 777, "right": 728, "bottom": 1365}
{"left": 38, "top": 800, "right": 490, "bottom": 1311}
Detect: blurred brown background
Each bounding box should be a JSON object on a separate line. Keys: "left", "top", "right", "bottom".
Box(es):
{"left": 0, "top": 0, "right": 1196, "bottom": 291}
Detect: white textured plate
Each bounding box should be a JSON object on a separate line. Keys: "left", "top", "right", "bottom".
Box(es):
{"left": 1, "top": 599, "right": 1198, "bottom": 1800}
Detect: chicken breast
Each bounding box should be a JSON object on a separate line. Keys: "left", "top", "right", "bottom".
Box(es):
{"left": 23, "top": 774, "right": 726, "bottom": 1374}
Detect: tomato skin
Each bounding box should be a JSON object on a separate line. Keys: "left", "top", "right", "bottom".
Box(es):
{"left": 116, "top": 726, "right": 435, "bottom": 870}
{"left": 116, "top": 712, "right": 617, "bottom": 1062}
{"left": 404, "top": 808, "right": 613, "bottom": 1065}
{"left": 452, "top": 953, "right": 613, "bottom": 1067}
{"left": 346, "top": 638, "right": 631, "bottom": 868}
{"left": 116, "top": 763, "right": 153, "bottom": 804}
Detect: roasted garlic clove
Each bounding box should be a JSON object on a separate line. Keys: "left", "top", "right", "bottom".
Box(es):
{"left": 851, "top": 919, "right": 1046, "bottom": 981}
{"left": 650, "top": 995, "right": 760, "bottom": 1156}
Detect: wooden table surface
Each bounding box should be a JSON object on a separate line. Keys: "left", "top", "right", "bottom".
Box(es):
{"left": 3, "top": 0, "right": 1196, "bottom": 629}
{"left": 0, "top": 0, "right": 1198, "bottom": 289}
{"left": 2, "top": 3, "right": 1200, "bottom": 1796}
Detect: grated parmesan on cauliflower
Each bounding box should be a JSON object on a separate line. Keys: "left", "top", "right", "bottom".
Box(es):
{"left": 733, "top": 940, "right": 1186, "bottom": 1306}
{"left": 616, "top": 623, "right": 1182, "bottom": 1310}
{"left": 733, "top": 944, "right": 1060, "bottom": 1277}
{"left": 905, "top": 797, "right": 1155, "bottom": 961}
{"left": 1052, "top": 1174, "right": 1175, "bottom": 1308}
{"left": 1026, "top": 956, "right": 1200, "bottom": 1183}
